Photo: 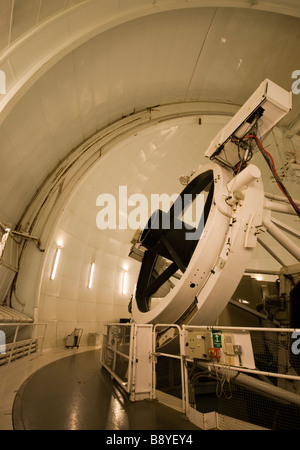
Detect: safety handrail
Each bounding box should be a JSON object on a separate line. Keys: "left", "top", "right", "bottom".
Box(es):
{"left": 0, "top": 322, "right": 47, "bottom": 367}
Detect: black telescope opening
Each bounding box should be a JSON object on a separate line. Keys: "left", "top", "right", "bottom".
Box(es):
{"left": 135, "top": 170, "right": 214, "bottom": 313}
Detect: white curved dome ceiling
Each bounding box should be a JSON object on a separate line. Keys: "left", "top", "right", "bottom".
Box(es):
{"left": 1, "top": 4, "right": 300, "bottom": 224}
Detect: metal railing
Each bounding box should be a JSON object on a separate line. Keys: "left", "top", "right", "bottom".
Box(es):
{"left": 101, "top": 323, "right": 133, "bottom": 393}
{"left": 101, "top": 322, "right": 300, "bottom": 429}
{"left": 182, "top": 325, "right": 300, "bottom": 382}
{"left": 150, "top": 324, "right": 300, "bottom": 429}
{"left": 183, "top": 325, "right": 300, "bottom": 429}
{"left": 153, "top": 324, "right": 186, "bottom": 413}
{"left": 0, "top": 322, "right": 47, "bottom": 367}
{"left": 100, "top": 322, "right": 154, "bottom": 402}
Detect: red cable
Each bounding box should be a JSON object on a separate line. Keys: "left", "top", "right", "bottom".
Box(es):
{"left": 243, "top": 134, "right": 300, "bottom": 216}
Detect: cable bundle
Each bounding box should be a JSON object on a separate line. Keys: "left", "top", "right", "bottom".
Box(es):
{"left": 243, "top": 133, "right": 300, "bottom": 218}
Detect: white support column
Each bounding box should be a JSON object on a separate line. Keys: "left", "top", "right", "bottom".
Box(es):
{"left": 264, "top": 199, "right": 298, "bottom": 215}
{"left": 263, "top": 216, "right": 300, "bottom": 261}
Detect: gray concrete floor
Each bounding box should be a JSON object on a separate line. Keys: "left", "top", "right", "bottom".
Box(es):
{"left": 12, "top": 350, "right": 200, "bottom": 431}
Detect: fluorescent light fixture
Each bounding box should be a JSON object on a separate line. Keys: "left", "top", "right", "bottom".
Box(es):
{"left": 133, "top": 283, "right": 137, "bottom": 298}
{"left": 50, "top": 248, "right": 61, "bottom": 280}
{"left": 88, "top": 263, "right": 95, "bottom": 289}
{"left": 122, "top": 270, "right": 128, "bottom": 295}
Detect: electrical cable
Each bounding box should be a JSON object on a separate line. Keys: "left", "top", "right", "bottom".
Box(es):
{"left": 243, "top": 134, "right": 300, "bottom": 218}
{"left": 215, "top": 364, "right": 233, "bottom": 400}
{"left": 229, "top": 112, "right": 300, "bottom": 217}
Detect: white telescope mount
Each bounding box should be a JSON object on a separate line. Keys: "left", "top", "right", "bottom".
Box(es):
{"left": 130, "top": 79, "right": 300, "bottom": 329}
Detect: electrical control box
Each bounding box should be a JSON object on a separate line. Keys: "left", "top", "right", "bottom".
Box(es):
{"left": 184, "top": 328, "right": 256, "bottom": 369}
{"left": 184, "top": 331, "right": 212, "bottom": 359}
